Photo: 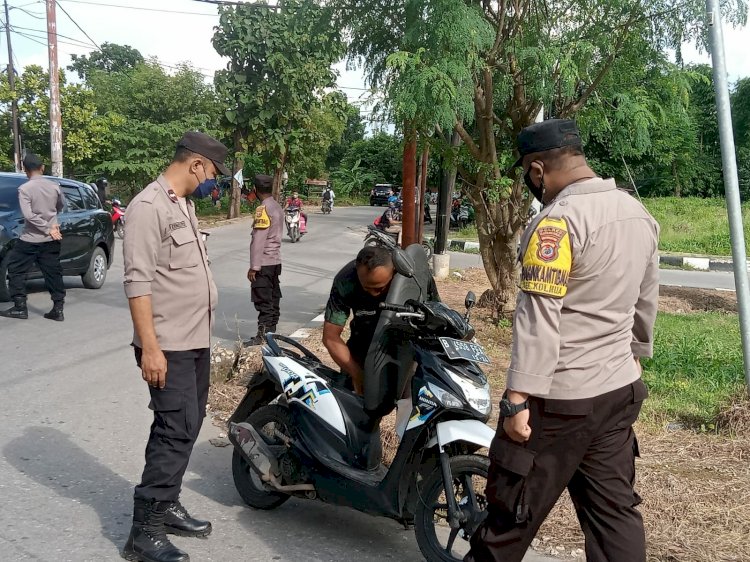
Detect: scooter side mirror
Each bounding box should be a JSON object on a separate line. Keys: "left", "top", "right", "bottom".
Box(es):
{"left": 392, "top": 248, "right": 416, "bottom": 278}
{"left": 465, "top": 291, "right": 476, "bottom": 310}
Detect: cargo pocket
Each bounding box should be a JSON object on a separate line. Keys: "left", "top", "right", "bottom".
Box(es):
{"left": 614, "top": 379, "right": 649, "bottom": 430}
{"left": 485, "top": 436, "right": 536, "bottom": 529}
{"left": 169, "top": 228, "right": 199, "bottom": 270}
{"left": 149, "top": 389, "right": 191, "bottom": 441}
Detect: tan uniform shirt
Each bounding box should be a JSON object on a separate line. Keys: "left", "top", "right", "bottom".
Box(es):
{"left": 508, "top": 178, "right": 659, "bottom": 400}
{"left": 249, "top": 197, "right": 283, "bottom": 270}
{"left": 18, "top": 177, "right": 64, "bottom": 243}
{"left": 123, "top": 175, "right": 218, "bottom": 351}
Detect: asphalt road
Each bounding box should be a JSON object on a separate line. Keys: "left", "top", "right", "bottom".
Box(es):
{"left": 0, "top": 205, "right": 560, "bottom": 562}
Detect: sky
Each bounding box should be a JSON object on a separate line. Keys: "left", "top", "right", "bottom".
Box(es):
{"left": 2, "top": 0, "right": 749, "bottom": 128}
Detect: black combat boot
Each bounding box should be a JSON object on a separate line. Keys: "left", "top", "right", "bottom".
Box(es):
{"left": 242, "top": 324, "right": 269, "bottom": 347}
{"left": 164, "top": 501, "right": 212, "bottom": 538}
{"left": 43, "top": 301, "right": 64, "bottom": 322}
{"left": 0, "top": 298, "right": 28, "bottom": 320}
{"left": 122, "top": 498, "right": 190, "bottom": 562}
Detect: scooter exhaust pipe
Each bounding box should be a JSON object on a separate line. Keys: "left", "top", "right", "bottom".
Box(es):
{"left": 228, "top": 422, "right": 315, "bottom": 493}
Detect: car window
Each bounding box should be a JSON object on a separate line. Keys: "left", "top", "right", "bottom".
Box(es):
{"left": 80, "top": 184, "right": 102, "bottom": 210}
{"left": 62, "top": 185, "right": 85, "bottom": 212}
{"left": 0, "top": 177, "right": 24, "bottom": 211}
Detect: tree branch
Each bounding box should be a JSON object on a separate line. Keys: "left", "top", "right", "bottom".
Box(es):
{"left": 561, "top": 9, "right": 638, "bottom": 116}
{"left": 455, "top": 121, "right": 482, "bottom": 161}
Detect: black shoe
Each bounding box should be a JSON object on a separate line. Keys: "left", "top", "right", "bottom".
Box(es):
{"left": 0, "top": 299, "right": 28, "bottom": 320}
{"left": 122, "top": 499, "right": 190, "bottom": 562}
{"left": 43, "top": 302, "right": 64, "bottom": 322}
{"left": 164, "top": 501, "right": 212, "bottom": 538}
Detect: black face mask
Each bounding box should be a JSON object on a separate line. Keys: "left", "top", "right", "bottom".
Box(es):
{"left": 524, "top": 164, "right": 545, "bottom": 204}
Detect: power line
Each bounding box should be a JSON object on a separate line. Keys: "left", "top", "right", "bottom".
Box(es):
{"left": 7, "top": 23, "right": 97, "bottom": 48}
{"left": 56, "top": 0, "right": 100, "bottom": 50}
{"left": 8, "top": 5, "right": 45, "bottom": 19}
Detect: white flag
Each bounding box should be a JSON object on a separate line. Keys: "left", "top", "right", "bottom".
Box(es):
{"left": 233, "top": 170, "right": 244, "bottom": 186}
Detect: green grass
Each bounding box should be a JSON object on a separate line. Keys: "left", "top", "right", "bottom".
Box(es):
{"left": 641, "top": 312, "right": 744, "bottom": 429}
{"left": 451, "top": 224, "right": 478, "bottom": 240}
{"left": 643, "top": 197, "right": 750, "bottom": 257}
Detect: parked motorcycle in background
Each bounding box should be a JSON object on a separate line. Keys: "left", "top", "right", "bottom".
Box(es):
{"left": 365, "top": 224, "right": 433, "bottom": 261}
{"left": 285, "top": 207, "right": 302, "bottom": 243}
{"left": 111, "top": 199, "right": 125, "bottom": 239}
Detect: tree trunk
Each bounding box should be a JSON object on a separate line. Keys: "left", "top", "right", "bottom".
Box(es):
{"left": 672, "top": 160, "right": 681, "bottom": 197}
{"left": 417, "top": 145, "right": 429, "bottom": 243}
{"left": 227, "top": 129, "right": 244, "bottom": 219}
{"left": 272, "top": 152, "right": 287, "bottom": 202}
{"left": 402, "top": 125, "right": 417, "bottom": 248}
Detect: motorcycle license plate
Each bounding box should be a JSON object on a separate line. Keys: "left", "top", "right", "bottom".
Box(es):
{"left": 439, "top": 337, "right": 491, "bottom": 364}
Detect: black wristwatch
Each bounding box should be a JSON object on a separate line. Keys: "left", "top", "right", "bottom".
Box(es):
{"left": 499, "top": 397, "right": 529, "bottom": 417}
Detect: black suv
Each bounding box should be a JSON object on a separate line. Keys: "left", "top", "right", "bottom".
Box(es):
{"left": 369, "top": 183, "right": 395, "bottom": 206}
{"left": 0, "top": 173, "right": 115, "bottom": 301}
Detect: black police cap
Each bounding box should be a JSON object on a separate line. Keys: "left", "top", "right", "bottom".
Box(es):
{"left": 253, "top": 174, "right": 273, "bottom": 190}
{"left": 177, "top": 131, "right": 230, "bottom": 176}
{"left": 512, "top": 119, "right": 582, "bottom": 168}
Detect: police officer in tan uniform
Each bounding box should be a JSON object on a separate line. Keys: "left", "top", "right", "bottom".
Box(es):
{"left": 122, "top": 131, "right": 229, "bottom": 562}
{"left": 467, "top": 119, "right": 659, "bottom": 562}
{"left": 244, "top": 174, "right": 284, "bottom": 346}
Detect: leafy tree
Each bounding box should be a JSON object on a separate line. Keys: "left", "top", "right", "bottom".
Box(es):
{"left": 330, "top": 158, "right": 377, "bottom": 197}
{"left": 326, "top": 102, "right": 366, "bottom": 170}
{"left": 68, "top": 42, "right": 144, "bottom": 80}
{"left": 213, "top": 0, "right": 346, "bottom": 217}
{"left": 0, "top": 65, "right": 119, "bottom": 178}
{"left": 338, "top": 132, "right": 404, "bottom": 189}
{"left": 339, "top": 0, "right": 748, "bottom": 307}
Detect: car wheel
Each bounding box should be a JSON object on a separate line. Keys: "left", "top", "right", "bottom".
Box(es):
{"left": 81, "top": 247, "right": 107, "bottom": 289}
{"left": 0, "top": 254, "right": 9, "bottom": 302}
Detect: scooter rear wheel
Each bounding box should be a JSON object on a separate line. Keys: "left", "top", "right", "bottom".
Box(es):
{"left": 415, "top": 454, "right": 489, "bottom": 562}
{"left": 232, "top": 405, "right": 294, "bottom": 510}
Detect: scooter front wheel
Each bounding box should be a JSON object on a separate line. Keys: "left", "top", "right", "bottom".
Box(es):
{"left": 415, "top": 454, "right": 489, "bottom": 562}
{"left": 232, "top": 405, "right": 293, "bottom": 510}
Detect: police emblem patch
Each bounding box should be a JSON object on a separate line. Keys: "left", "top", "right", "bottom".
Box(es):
{"left": 167, "top": 189, "right": 179, "bottom": 203}
{"left": 535, "top": 225, "right": 567, "bottom": 263}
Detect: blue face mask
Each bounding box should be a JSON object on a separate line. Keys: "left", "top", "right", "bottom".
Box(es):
{"left": 192, "top": 163, "right": 217, "bottom": 198}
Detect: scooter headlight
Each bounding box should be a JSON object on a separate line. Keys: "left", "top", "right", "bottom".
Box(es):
{"left": 427, "top": 382, "right": 463, "bottom": 410}
{"left": 446, "top": 369, "right": 492, "bottom": 416}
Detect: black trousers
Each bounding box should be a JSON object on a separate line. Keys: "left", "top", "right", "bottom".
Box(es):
{"left": 251, "top": 264, "right": 282, "bottom": 329}
{"left": 7, "top": 240, "right": 65, "bottom": 303}
{"left": 466, "top": 380, "right": 649, "bottom": 562}
{"left": 133, "top": 347, "right": 210, "bottom": 503}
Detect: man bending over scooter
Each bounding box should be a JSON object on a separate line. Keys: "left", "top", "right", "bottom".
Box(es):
{"left": 322, "top": 246, "right": 438, "bottom": 395}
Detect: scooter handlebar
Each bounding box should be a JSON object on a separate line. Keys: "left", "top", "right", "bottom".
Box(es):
{"left": 379, "top": 302, "right": 414, "bottom": 313}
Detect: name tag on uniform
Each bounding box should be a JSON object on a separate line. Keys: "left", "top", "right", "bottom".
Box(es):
{"left": 168, "top": 221, "right": 187, "bottom": 231}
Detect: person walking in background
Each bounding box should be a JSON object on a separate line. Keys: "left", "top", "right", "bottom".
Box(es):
{"left": 0, "top": 153, "right": 65, "bottom": 321}
{"left": 122, "top": 131, "right": 228, "bottom": 562}
{"left": 467, "top": 119, "right": 659, "bottom": 562}
{"left": 245, "top": 174, "right": 284, "bottom": 346}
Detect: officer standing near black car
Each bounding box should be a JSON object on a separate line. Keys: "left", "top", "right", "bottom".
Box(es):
{"left": 466, "top": 119, "right": 660, "bottom": 562}
{"left": 122, "top": 131, "right": 229, "bottom": 562}
{"left": 0, "top": 153, "right": 65, "bottom": 321}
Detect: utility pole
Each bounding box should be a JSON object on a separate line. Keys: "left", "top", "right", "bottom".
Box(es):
{"left": 706, "top": 0, "right": 750, "bottom": 389}
{"left": 432, "top": 129, "right": 460, "bottom": 279}
{"left": 4, "top": 0, "right": 21, "bottom": 172}
{"left": 46, "top": 0, "right": 63, "bottom": 177}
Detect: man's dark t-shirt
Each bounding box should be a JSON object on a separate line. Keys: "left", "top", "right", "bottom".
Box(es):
{"left": 324, "top": 260, "right": 439, "bottom": 366}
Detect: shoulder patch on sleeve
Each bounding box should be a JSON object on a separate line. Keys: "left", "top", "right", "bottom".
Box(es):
{"left": 520, "top": 217, "right": 572, "bottom": 298}
{"left": 254, "top": 205, "right": 270, "bottom": 229}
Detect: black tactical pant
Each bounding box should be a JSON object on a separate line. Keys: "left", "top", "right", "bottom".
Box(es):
{"left": 7, "top": 240, "right": 65, "bottom": 303}
{"left": 251, "top": 264, "right": 282, "bottom": 330}
{"left": 466, "top": 380, "right": 648, "bottom": 562}
{"left": 133, "top": 347, "right": 210, "bottom": 502}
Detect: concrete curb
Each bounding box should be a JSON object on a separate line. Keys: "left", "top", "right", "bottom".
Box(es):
{"left": 288, "top": 312, "right": 326, "bottom": 340}
{"left": 432, "top": 237, "right": 746, "bottom": 272}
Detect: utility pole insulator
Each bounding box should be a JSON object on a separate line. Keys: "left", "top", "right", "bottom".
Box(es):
{"left": 46, "top": 0, "right": 63, "bottom": 177}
